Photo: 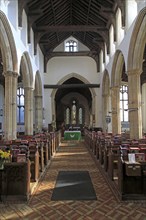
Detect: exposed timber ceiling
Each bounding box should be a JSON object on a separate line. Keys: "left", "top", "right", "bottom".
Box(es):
{"left": 18, "top": 0, "right": 126, "bottom": 69}
{"left": 0, "top": 1, "right": 146, "bottom": 88}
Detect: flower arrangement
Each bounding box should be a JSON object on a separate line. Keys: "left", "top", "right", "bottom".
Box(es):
{"left": 0, "top": 149, "right": 11, "bottom": 159}
{"left": 0, "top": 149, "right": 11, "bottom": 169}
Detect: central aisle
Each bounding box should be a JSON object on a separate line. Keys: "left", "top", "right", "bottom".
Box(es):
{"left": 0, "top": 140, "right": 146, "bottom": 219}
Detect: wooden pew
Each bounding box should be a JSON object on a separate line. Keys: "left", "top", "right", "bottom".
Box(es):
{"left": 99, "top": 139, "right": 105, "bottom": 165}
{"left": 1, "top": 160, "right": 31, "bottom": 201}
{"left": 107, "top": 145, "right": 120, "bottom": 180}
{"left": 28, "top": 141, "right": 40, "bottom": 182}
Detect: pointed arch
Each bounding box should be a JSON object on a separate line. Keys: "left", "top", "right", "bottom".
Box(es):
{"left": 0, "top": 10, "right": 18, "bottom": 73}
{"left": 51, "top": 72, "right": 96, "bottom": 98}
{"left": 102, "top": 70, "right": 110, "bottom": 96}
{"left": 111, "top": 50, "right": 125, "bottom": 87}
{"left": 34, "top": 70, "right": 43, "bottom": 96}
{"left": 128, "top": 8, "right": 146, "bottom": 71}
{"left": 20, "top": 52, "right": 34, "bottom": 88}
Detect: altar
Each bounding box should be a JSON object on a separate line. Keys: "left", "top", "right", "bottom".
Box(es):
{"left": 64, "top": 131, "right": 81, "bottom": 141}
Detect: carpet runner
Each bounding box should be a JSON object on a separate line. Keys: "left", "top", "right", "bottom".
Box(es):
{"left": 51, "top": 170, "right": 97, "bottom": 201}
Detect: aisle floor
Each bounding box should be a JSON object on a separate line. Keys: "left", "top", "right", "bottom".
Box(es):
{"left": 0, "top": 141, "right": 146, "bottom": 220}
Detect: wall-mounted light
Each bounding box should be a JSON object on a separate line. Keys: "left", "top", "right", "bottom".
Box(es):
{"left": 105, "top": 115, "right": 111, "bottom": 124}
{"left": 0, "top": 109, "right": 3, "bottom": 116}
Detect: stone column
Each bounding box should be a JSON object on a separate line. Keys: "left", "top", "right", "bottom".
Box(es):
{"left": 128, "top": 69, "right": 142, "bottom": 139}
{"left": 35, "top": 95, "right": 43, "bottom": 132}
{"left": 111, "top": 86, "right": 121, "bottom": 135}
{"left": 89, "top": 114, "right": 93, "bottom": 128}
{"left": 4, "top": 71, "right": 13, "bottom": 140}
{"left": 12, "top": 72, "right": 18, "bottom": 140}
{"left": 102, "top": 94, "right": 108, "bottom": 132}
{"left": 92, "top": 95, "right": 95, "bottom": 128}
{"left": 51, "top": 98, "right": 56, "bottom": 131}
{"left": 142, "top": 83, "right": 146, "bottom": 133}
{"left": 24, "top": 87, "right": 34, "bottom": 135}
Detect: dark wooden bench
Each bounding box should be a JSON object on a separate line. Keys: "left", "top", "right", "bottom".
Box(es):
{"left": 1, "top": 160, "right": 31, "bottom": 201}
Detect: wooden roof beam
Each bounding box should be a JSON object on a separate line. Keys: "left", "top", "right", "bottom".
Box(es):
{"left": 44, "top": 84, "right": 100, "bottom": 89}
{"left": 35, "top": 25, "right": 108, "bottom": 32}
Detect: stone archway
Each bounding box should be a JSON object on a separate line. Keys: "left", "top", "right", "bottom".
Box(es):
{"left": 111, "top": 50, "right": 126, "bottom": 135}
{"left": 0, "top": 11, "right": 18, "bottom": 140}
{"left": 19, "top": 52, "right": 34, "bottom": 135}
{"left": 127, "top": 8, "right": 146, "bottom": 139}
{"left": 51, "top": 73, "right": 97, "bottom": 129}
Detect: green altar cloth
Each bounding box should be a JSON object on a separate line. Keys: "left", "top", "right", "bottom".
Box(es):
{"left": 64, "top": 131, "right": 81, "bottom": 140}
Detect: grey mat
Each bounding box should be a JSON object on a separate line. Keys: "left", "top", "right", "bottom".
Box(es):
{"left": 51, "top": 171, "right": 97, "bottom": 201}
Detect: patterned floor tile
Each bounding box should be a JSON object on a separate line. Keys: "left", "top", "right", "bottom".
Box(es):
{"left": 0, "top": 141, "right": 146, "bottom": 220}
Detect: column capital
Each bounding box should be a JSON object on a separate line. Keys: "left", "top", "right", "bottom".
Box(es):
{"left": 24, "top": 86, "right": 34, "bottom": 91}
{"left": 110, "top": 85, "right": 120, "bottom": 91}
{"left": 102, "top": 94, "right": 108, "bottom": 97}
{"left": 4, "top": 70, "right": 18, "bottom": 77}
{"left": 35, "top": 95, "right": 43, "bottom": 98}
{"left": 127, "top": 68, "right": 142, "bottom": 76}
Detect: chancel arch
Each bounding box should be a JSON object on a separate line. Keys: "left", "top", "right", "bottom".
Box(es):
{"left": 51, "top": 73, "right": 96, "bottom": 131}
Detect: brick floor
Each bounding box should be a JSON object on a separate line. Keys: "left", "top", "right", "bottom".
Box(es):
{"left": 0, "top": 141, "right": 146, "bottom": 220}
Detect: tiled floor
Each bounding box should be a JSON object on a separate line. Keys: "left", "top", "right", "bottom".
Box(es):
{"left": 0, "top": 140, "right": 146, "bottom": 220}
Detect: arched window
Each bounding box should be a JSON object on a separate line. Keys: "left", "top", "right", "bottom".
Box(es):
{"left": 65, "top": 40, "right": 77, "bottom": 52}
{"left": 120, "top": 85, "right": 128, "bottom": 122}
{"left": 79, "top": 107, "right": 83, "bottom": 124}
{"left": 64, "top": 100, "right": 84, "bottom": 126}
{"left": 65, "top": 107, "right": 70, "bottom": 124}
{"left": 72, "top": 100, "right": 76, "bottom": 124}
{"left": 17, "top": 87, "right": 24, "bottom": 124}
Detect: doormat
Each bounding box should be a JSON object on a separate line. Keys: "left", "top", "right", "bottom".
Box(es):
{"left": 51, "top": 171, "right": 97, "bottom": 201}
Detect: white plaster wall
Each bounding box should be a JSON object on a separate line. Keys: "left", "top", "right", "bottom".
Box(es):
{"left": 44, "top": 89, "right": 52, "bottom": 127}
{"left": 0, "top": 0, "right": 9, "bottom": 15}
{"left": 44, "top": 56, "right": 101, "bottom": 126}
{"left": 104, "top": 17, "right": 137, "bottom": 80}
{"left": 7, "top": 0, "right": 18, "bottom": 30}
{"left": 3, "top": 1, "right": 44, "bottom": 83}
{"left": 125, "top": 0, "right": 137, "bottom": 30}
{"left": 136, "top": 0, "right": 146, "bottom": 12}
{"left": 45, "top": 56, "right": 98, "bottom": 84}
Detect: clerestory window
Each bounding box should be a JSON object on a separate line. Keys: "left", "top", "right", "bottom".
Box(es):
{"left": 65, "top": 40, "right": 78, "bottom": 52}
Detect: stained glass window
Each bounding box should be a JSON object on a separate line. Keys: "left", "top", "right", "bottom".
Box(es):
{"left": 66, "top": 107, "right": 70, "bottom": 124}
{"left": 79, "top": 107, "right": 83, "bottom": 124}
